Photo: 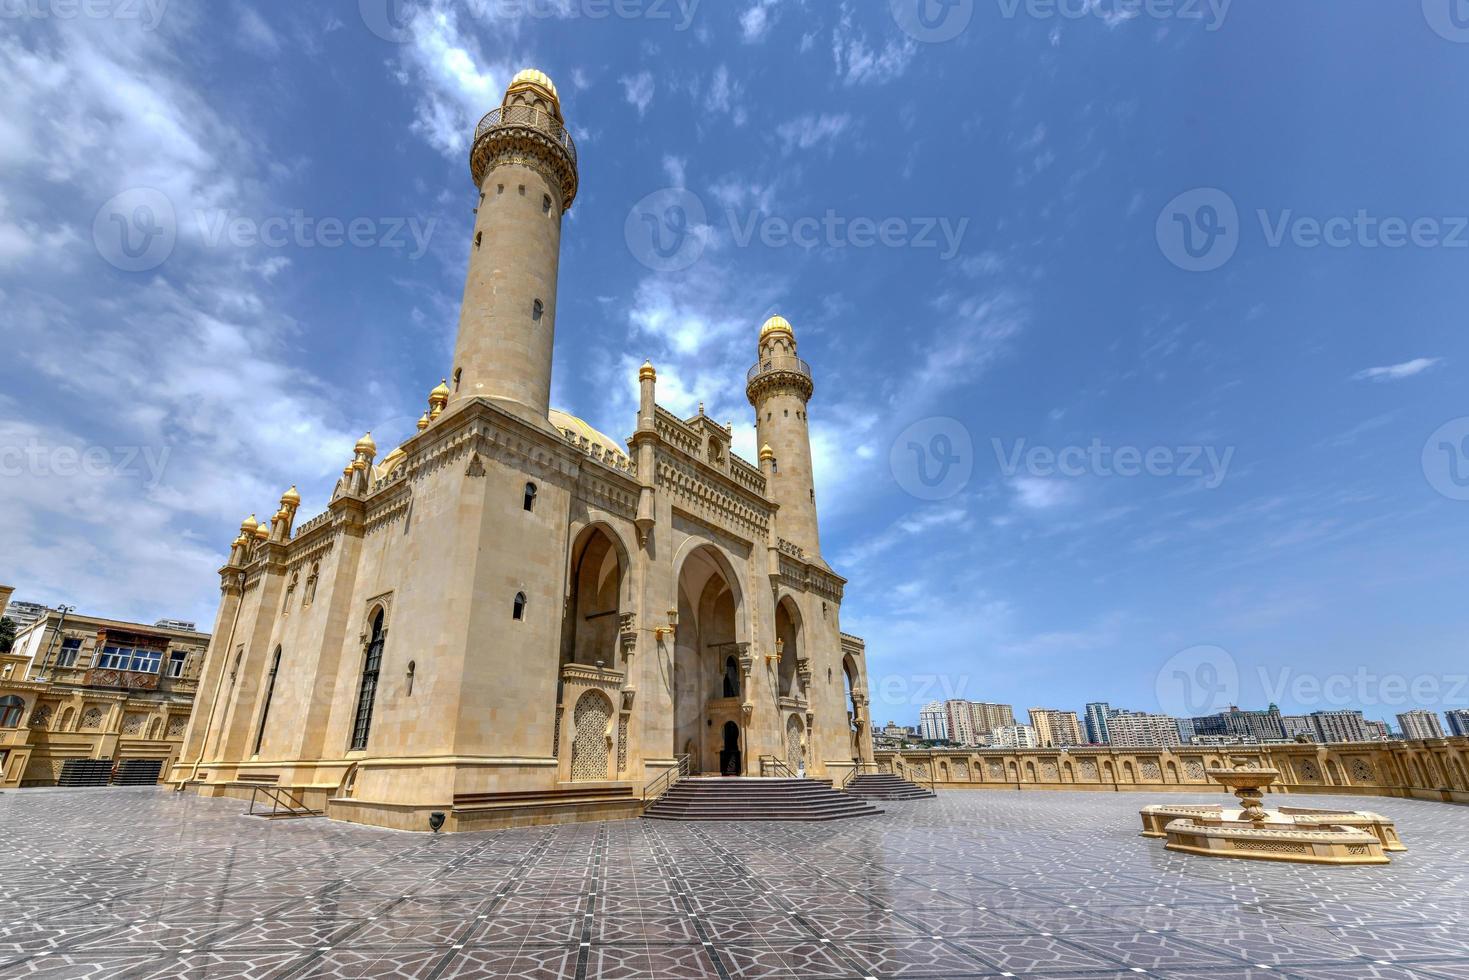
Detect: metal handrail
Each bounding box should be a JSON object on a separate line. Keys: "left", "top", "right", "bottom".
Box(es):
{"left": 839, "top": 762, "right": 881, "bottom": 791}
{"left": 746, "top": 356, "right": 811, "bottom": 384}
{"left": 473, "top": 105, "right": 578, "bottom": 165}
{"left": 643, "top": 754, "right": 690, "bottom": 803}
{"left": 246, "top": 785, "right": 316, "bottom": 818}
{"left": 759, "top": 755, "right": 798, "bottom": 778}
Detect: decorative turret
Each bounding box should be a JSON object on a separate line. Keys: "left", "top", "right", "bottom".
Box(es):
{"left": 747, "top": 314, "right": 821, "bottom": 559}
{"left": 450, "top": 68, "right": 579, "bottom": 422}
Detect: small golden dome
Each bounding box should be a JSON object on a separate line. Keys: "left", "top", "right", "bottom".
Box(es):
{"left": 240, "top": 514, "right": 259, "bottom": 534}
{"left": 639, "top": 360, "right": 656, "bottom": 382}
{"left": 508, "top": 68, "right": 559, "bottom": 102}
{"left": 280, "top": 486, "right": 301, "bottom": 507}
{"left": 355, "top": 431, "right": 376, "bottom": 455}
{"left": 759, "top": 444, "right": 775, "bottom": 461}
{"left": 254, "top": 524, "right": 270, "bottom": 540}
{"left": 760, "top": 314, "right": 794, "bottom": 340}
{"left": 429, "top": 379, "right": 450, "bottom": 403}
{"left": 417, "top": 413, "right": 430, "bottom": 432}
{"left": 232, "top": 534, "right": 247, "bottom": 548}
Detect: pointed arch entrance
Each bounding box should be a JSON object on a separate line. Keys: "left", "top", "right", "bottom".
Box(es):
{"left": 672, "top": 543, "right": 747, "bottom": 774}
{"left": 561, "top": 524, "right": 630, "bottom": 669}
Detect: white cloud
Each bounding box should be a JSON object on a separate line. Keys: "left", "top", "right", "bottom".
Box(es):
{"left": 774, "top": 113, "right": 852, "bottom": 155}
{"left": 1351, "top": 357, "right": 1443, "bottom": 383}
{"left": 1010, "top": 476, "right": 1076, "bottom": 511}
{"left": 831, "top": 8, "right": 916, "bottom": 86}
{"left": 620, "top": 70, "right": 655, "bottom": 116}
{"left": 740, "top": 0, "right": 778, "bottom": 42}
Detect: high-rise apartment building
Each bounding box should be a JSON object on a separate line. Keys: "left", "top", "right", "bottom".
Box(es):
{"left": 1397, "top": 710, "right": 1445, "bottom": 740}
{"left": 1107, "top": 711, "right": 1183, "bottom": 748}
{"left": 1282, "top": 715, "right": 1316, "bottom": 742}
{"left": 1447, "top": 709, "right": 1469, "bottom": 737}
{"left": 1191, "top": 705, "right": 1287, "bottom": 742}
{"left": 1310, "top": 710, "right": 1374, "bottom": 743}
{"left": 1084, "top": 702, "right": 1112, "bottom": 744}
{"left": 992, "top": 724, "right": 1038, "bottom": 748}
{"left": 918, "top": 701, "right": 948, "bottom": 743}
{"left": 1028, "top": 708, "right": 1083, "bottom": 747}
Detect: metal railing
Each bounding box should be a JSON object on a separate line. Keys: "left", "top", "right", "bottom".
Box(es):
{"left": 838, "top": 762, "right": 881, "bottom": 791}
{"left": 643, "top": 754, "right": 691, "bottom": 803}
{"left": 246, "top": 785, "right": 319, "bottom": 819}
{"left": 759, "top": 755, "right": 800, "bottom": 778}
{"left": 473, "top": 104, "right": 578, "bottom": 165}
{"left": 747, "top": 355, "right": 811, "bottom": 385}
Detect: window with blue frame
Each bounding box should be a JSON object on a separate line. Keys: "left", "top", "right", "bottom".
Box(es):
{"left": 97, "top": 645, "right": 164, "bottom": 673}
{"left": 56, "top": 637, "right": 82, "bottom": 667}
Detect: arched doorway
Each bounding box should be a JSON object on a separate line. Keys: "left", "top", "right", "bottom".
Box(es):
{"left": 561, "top": 525, "right": 627, "bottom": 669}
{"left": 571, "top": 690, "right": 613, "bottom": 781}
{"left": 785, "top": 714, "right": 805, "bottom": 772}
{"left": 842, "top": 655, "right": 863, "bottom": 762}
{"left": 672, "top": 544, "right": 744, "bottom": 774}
{"left": 721, "top": 721, "right": 742, "bottom": 776}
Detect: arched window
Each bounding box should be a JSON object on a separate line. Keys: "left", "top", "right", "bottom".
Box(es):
{"left": 523, "top": 482, "right": 537, "bottom": 512}
{"left": 723, "top": 656, "right": 740, "bottom": 698}
{"left": 512, "top": 592, "right": 527, "bottom": 621}
{"left": 532, "top": 298, "right": 544, "bottom": 321}
{"left": 304, "top": 563, "right": 319, "bottom": 606}
{"left": 283, "top": 571, "right": 298, "bottom": 612}
{"left": 452, "top": 368, "right": 462, "bottom": 392}
{"left": 474, "top": 231, "right": 482, "bottom": 250}
{"left": 350, "top": 611, "right": 385, "bottom": 751}
{"left": 406, "top": 660, "right": 416, "bottom": 697}
{"left": 253, "top": 647, "right": 281, "bottom": 756}
{"left": 0, "top": 695, "right": 25, "bottom": 728}
{"left": 542, "top": 194, "right": 552, "bottom": 214}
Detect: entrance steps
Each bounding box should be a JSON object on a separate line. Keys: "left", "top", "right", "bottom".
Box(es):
{"left": 642, "top": 777, "right": 882, "bottom": 822}
{"left": 845, "top": 772, "right": 936, "bottom": 800}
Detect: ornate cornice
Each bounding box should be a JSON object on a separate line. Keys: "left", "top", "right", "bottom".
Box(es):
{"left": 469, "top": 111, "right": 578, "bottom": 208}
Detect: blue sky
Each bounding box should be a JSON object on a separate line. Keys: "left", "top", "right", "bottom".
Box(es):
{"left": 3, "top": 0, "right": 1468, "bottom": 729}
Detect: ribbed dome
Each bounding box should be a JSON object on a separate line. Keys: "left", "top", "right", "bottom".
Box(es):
{"left": 760, "top": 314, "right": 794, "bottom": 339}
{"left": 549, "top": 409, "right": 628, "bottom": 462}
{"left": 508, "top": 68, "right": 559, "bottom": 103}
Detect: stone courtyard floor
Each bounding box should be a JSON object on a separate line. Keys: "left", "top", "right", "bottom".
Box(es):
{"left": 1, "top": 788, "right": 1467, "bottom": 979}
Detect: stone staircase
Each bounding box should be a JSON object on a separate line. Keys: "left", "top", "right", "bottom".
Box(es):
{"left": 844, "top": 772, "right": 936, "bottom": 801}
{"left": 642, "top": 777, "right": 882, "bottom": 822}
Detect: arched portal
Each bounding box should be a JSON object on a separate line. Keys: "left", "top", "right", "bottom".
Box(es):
{"left": 785, "top": 714, "right": 805, "bottom": 771}
{"left": 775, "top": 597, "right": 801, "bottom": 698}
{"left": 571, "top": 690, "right": 613, "bottom": 781}
{"left": 721, "top": 721, "right": 742, "bottom": 776}
{"left": 842, "top": 655, "right": 862, "bottom": 762}
{"left": 561, "top": 525, "right": 628, "bottom": 669}
{"left": 672, "top": 544, "right": 745, "bottom": 774}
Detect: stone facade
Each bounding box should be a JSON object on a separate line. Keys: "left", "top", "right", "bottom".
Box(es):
{"left": 878, "top": 736, "right": 1469, "bottom": 804}
{"left": 173, "top": 71, "right": 875, "bottom": 831}
{"left": 0, "top": 608, "right": 207, "bottom": 788}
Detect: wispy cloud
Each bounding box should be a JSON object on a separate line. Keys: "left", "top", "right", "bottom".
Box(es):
{"left": 620, "top": 70, "right": 655, "bottom": 116}
{"left": 1351, "top": 357, "right": 1443, "bottom": 383}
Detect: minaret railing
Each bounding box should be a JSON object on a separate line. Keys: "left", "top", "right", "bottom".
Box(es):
{"left": 472, "top": 105, "right": 578, "bottom": 165}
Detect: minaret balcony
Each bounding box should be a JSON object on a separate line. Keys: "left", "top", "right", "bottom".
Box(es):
{"left": 473, "top": 104, "right": 578, "bottom": 165}
{"left": 746, "top": 355, "right": 813, "bottom": 401}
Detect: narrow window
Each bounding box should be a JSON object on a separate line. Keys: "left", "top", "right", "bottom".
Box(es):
{"left": 518, "top": 184, "right": 525, "bottom": 195}
{"left": 406, "top": 660, "right": 416, "bottom": 697}
{"left": 771, "top": 460, "right": 778, "bottom": 474}
{"left": 0, "top": 696, "right": 24, "bottom": 728}
{"left": 474, "top": 231, "right": 482, "bottom": 250}
{"left": 453, "top": 368, "right": 462, "bottom": 392}
{"left": 532, "top": 298, "right": 544, "bottom": 321}
{"left": 479, "top": 192, "right": 485, "bottom": 204}
{"left": 168, "top": 651, "right": 187, "bottom": 678}
{"left": 350, "top": 611, "right": 385, "bottom": 751}
{"left": 304, "top": 563, "right": 318, "bottom": 606}
{"left": 809, "top": 488, "right": 815, "bottom": 502}
{"left": 523, "top": 482, "right": 537, "bottom": 512}
{"left": 57, "top": 637, "right": 81, "bottom": 668}
{"left": 497, "top": 183, "right": 504, "bottom": 194}
{"left": 253, "top": 647, "right": 281, "bottom": 756}
{"left": 513, "top": 592, "right": 527, "bottom": 621}
{"left": 542, "top": 194, "right": 552, "bottom": 214}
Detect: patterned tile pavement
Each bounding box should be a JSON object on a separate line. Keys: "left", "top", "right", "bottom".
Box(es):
{"left": 1, "top": 787, "right": 1467, "bottom": 979}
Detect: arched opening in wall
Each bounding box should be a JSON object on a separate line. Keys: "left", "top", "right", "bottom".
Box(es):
{"left": 672, "top": 543, "right": 744, "bottom": 775}
{"left": 1062, "top": 761, "right": 1074, "bottom": 782}
{"left": 1102, "top": 760, "right": 1115, "bottom": 782}
{"left": 1122, "top": 761, "right": 1135, "bottom": 783}
{"left": 1165, "top": 761, "right": 1179, "bottom": 784}
{"left": 58, "top": 706, "right": 75, "bottom": 732}
{"left": 253, "top": 646, "right": 282, "bottom": 757}
{"left": 722, "top": 656, "right": 739, "bottom": 698}
{"left": 1025, "top": 760, "right": 1037, "bottom": 782}
{"left": 561, "top": 525, "right": 627, "bottom": 669}
{"left": 148, "top": 717, "right": 162, "bottom": 739}
{"left": 1326, "top": 759, "right": 1343, "bottom": 785}
{"left": 0, "top": 696, "right": 24, "bottom": 728}
{"left": 775, "top": 597, "right": 801, "bottom": 698}
{"left": 523, "top": 482, "right": 537, "bottom": 512}
{"left": 1007, "top": 760, "right": 1018, "bottom": 782}
{"left": 939, "top": 761, "right": 950, "bottom": 781}
{"left": 350, "top": 610, "right": 385, "bottom": 752}
{"left": 842, "top": 655, "right": 862, "bottom": 762}
{"left": 785, "top": 714, "right": 805, "bottom": 773}
{"left": 721, "top": 721, "right": 742, "bottom": 776}
{"left": 570, "top": 690, "right": 613, "bottom": 781}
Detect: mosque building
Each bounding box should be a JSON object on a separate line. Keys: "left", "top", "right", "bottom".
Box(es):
{"left": 173, "top": 69, "right": 875, "bottom": 831}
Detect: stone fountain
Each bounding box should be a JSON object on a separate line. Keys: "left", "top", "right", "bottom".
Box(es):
{"left": 1139, "top": 757, "right": 1405, "bottom": 865}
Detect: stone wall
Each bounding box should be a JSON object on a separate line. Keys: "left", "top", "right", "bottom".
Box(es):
{"left": 877, "top": 737, "right": 1469, "bottom": 805}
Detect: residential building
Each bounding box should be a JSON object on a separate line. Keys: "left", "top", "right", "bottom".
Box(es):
{"left": 1192, "top": 704, "right": 1287, "bottom": 743}
{"left": 3, "top": 600, "right": 49, "bottom": 631}
{"left": 918, "top": 702, "right": 948, "bottom": 743}
{"left": 1084, "top": 702, "right": 1112, "bottom": 744}
{"left": 1107, "top": 711, "right": 1183, "bottom": 748}
{"left": 945, "top": 700, "right": 984, "bottom": 747}
{"left": 992, "top": 724, "right": 1038, "bottom": 748}
{"left": 1448, "top": 709, "right": 1469, "bottom": 738}
{"left": 1310, "top": 710, "right": 1374, "bottom": 743}
{"left": 1398, "top": 710, "right": 1445, "bottom": 740}
{"left": 1, "top": 608, "right": 209, "bottom": 788}
{"left": 1028, "top": 708, "right": 1083, "bottom": 747}
{"left": 1282, "top": 715, "right": 1317, "bottom": 742}
{"left": 969, "top": 702, "right": 1017, "bottom": 736}
{"left": 1175, "top": 716, "right": 1197, "bottom": 745}
{"left": 1365, "top": 719, "right": 1392, "bottom": 740}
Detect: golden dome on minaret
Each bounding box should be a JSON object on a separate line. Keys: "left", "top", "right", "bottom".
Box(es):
{"left": 507, "top": 68, "right": 560, "bottom": 103}
{"left": 760, "top": 314, "right": 794, "bottom": 340}
{"left": 355, "top": 432, "right": 377, "bottom": 455}
{"left": 240, "top": 514, "right": 259, "bottom": 534}
{"left": 254, "top": 523, "right": 270, "bottom": 541}
{"left": 429, "top": 379, "right": 450, "bottom": 401}
{"left": 639, "top": 360, "right": 656, "bottom": 382}
{"left": 759, "top": 444, "right": 775, "bottom": 461}
{"left": 280, "top": 486, "right": 301, "bottom": 507}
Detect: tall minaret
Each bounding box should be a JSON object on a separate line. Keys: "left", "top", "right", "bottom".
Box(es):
{"left": 747, "top": 314, "right": 822, "bottom": 560}
{"left": 449, "top": 68, "right": 579, "bottom": 422}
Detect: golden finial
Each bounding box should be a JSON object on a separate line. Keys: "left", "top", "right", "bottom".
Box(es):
{"left": 417, "top": 413, "right": 430, "bottom": 432}
{"left": 759, "top": 444, "right": 775, "bottom": 461}
{"left": 760, "top": 314, "right": 794, "bottom": 340}
{"left": 240, "top": 514, "right": 259, "bottom": 534}
{"left": 254, "top": 523, "right": 270, "bottom": 541}
{"left": 639, "top": 360, "right": 656, "bottom": 382}
{"left": 280, "top": 486, "right": 300, "bottom": 508}
{"left": 355, "top": 431, "right": 376, "bottom": 455}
